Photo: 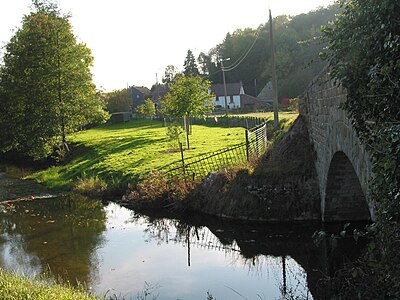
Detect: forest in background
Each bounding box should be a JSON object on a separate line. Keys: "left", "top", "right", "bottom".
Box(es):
{"left": 194, "top": 4, "right": 341, "bottom": 99}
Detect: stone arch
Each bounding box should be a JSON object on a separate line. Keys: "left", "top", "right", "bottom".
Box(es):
{"left": 324, "top": 151, "right": 371, "bottom": 221}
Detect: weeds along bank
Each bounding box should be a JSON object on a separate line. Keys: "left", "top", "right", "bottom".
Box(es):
{"left": 122, "top": 116, "right": 320, "bottom": 222}
{"left": 0, "top": 268, "right": 98, "bottom": 300}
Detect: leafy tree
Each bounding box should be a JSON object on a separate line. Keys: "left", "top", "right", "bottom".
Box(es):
{"left": 160, "top": 75, "right": 214, "bottom": 149}
{"left": 166, "top": 124, "right": 184, "bottom": 149}
{"left": 0, "top": 0, "right": 108, "bottom": 160}
{"left": 203, "top": 5, "right": 340, "bottom": 98}
{"left": 162, "top": 65, "right": 178, "bottom": 84}
{"left": 322, "top": 0, "right": 400, "bottom": 298}
{"left": 136, "top": 98, "right": 156, "bottom": 118}
{"left": 104, "top": 89, "right": 131, "bottom": 113}
{"left": 183, "top": 49, "right": 200, "bottom": 77}
{"left": 197, "top": 52, "right": 212, "bottom": 76}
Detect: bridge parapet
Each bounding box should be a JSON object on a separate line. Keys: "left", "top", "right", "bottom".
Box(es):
{"left": 299, "top": 66, "right": 374, "bottom": 221}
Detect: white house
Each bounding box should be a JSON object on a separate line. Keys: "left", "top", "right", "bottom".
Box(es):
{"left": 210, "top": 82, "right": 244, "bottom": 109}
{"left": 210, "top": 82, "right": 263, "bottom": 111}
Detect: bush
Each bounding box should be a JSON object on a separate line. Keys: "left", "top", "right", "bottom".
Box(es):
{"left": 73, "top": 173, "right": 107, "bottom": 197}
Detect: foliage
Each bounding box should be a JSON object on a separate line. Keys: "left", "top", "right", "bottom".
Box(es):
{"left": 73, "top": 173, "right": 108, "bottom": 197}
{"left": 160, "top": 75, "right": 214, "bottom": 149}
{"left": 198, "top": 5, "right": 340, "bottom": 98}
{"left": 123, "top": 170, "right": 195, "bottom": 210}
{"left": 162, "top": 65, "right": 178, "bottom": 84}
{"left": 104, "top": 89, "right": 131, "bottom": 113}
{"left": 183, "top": 49, "right": 200, "bottom": 77}
{"left": 166, "top": 124, "right": 184, "bottom": 148}
{"left": 0, "top": 0, "right": 108, "bottom": 160}
{"left": 322, "top": 0, "right": 400, "bottom": 298}
{"left": 0, "top": 268, "right": 98, "bottom": 300}
{"left": 137, "top": 98, "right": 156, "bottom": 118}
{"left": 29, "top": 119, "right": 245, "bottom": 191}
{"left": 161, "top": 75, "right": 214, "bottom": 119}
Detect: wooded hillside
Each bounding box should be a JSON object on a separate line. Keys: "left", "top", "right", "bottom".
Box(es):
{"left": 198, "top": 5, "right": 341, "bottom": 99}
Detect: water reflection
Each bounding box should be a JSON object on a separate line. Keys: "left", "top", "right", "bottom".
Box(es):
{"left": 0, "top": 194, "right": 106, "bottom": 285}
{"left": 0, "top": 172, "right": 366, "bottom": 300}
{"left": 128, "top": 211, "right": 319, "bottom": 299}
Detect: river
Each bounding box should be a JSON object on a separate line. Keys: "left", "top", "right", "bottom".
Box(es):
{"left": 0, "top": 170, "right": 366, "bottom": 299}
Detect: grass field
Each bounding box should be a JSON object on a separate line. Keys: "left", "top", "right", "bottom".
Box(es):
{"left": 30, "top": 119, "right": 246, "bottom": 190}
{"left": 0, "top": 268, "right": 97, "bottom": 300}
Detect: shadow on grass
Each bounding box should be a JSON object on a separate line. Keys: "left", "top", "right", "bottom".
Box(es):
{"left": 54, "top": 135, "right": 162, "bottom": 189}
{"left": 94, "top": 119, "right": 165, "bottom": 131}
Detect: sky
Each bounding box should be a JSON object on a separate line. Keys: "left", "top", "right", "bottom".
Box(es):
{"left": 0, "top": 0, "right": 334, "bottom": 92}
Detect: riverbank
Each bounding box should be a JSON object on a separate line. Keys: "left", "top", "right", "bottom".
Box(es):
{"left": 122, "top": 116, "right": 321, "bottom": 222}
{"left": 0, "top": 268, "right": 98, "bottom": 300}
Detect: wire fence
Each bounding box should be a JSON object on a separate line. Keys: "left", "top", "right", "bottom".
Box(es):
{"left": 163, "top": 122, "right": 268, "bottom": 181}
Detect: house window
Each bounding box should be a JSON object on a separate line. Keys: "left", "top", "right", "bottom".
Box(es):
{"left": 229, "top": 96, "right": 234, "bottom": 104}
{"left": 215, "top": 97, "right": 219, "bottom": 102}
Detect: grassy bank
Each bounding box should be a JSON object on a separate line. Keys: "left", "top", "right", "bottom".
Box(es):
{"left": 29, "top": 119, "right": 245, "bottom": 192}
{"left": 0, "top": 268, "right": 98, "bottom": 300}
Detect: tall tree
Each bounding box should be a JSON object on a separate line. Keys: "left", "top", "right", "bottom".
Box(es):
{"left": 160, "top": 75, "right": 214, "bottom": 149}
{"left": 183, "top": 49, "right": 200, "bottom": 77}
{"left": 0, "top": 0, "right": 108, "bottom": 160}
{"left": 162, "top": 65, "right": 178, "bottom": 84}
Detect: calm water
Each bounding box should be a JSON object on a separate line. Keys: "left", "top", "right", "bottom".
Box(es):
{"left": 0, "top": 171, "right": 365, "bottom": 299}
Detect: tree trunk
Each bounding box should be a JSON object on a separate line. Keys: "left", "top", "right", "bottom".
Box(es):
{"left": 184, "top": 115, "right": 190, "bottom": 150}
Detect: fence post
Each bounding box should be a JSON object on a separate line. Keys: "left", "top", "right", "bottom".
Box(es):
{"left": 245, "top": 129, "right": 250, "bottom": 161}
{"left": 179, "top": 142, "right": 187, "bottom": 184}
{"left": 264, "top": 123, "right": 268, "bottom": 145}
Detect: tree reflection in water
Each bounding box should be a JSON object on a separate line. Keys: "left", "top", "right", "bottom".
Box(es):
{"left": 129, "top": 211, "right": 366, "bottom": 300}
{"left": 0, "top": 194, "right": 107, "bottom": 285}
{"left": 129, "top": 213, "right": 304, "bottom": 298}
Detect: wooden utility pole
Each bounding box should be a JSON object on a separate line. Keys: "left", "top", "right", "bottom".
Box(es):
{"left": 221, "top": 59, "right": 229, "bottom": 116}
{"left": 269, "top": 9, "right": 280, "bottom": 128}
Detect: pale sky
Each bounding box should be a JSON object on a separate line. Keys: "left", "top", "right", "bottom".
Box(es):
{"left": 0, "top": 0, "right": 334, "bottom": 91}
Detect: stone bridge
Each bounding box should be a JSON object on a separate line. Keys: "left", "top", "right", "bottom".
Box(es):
{"left": 299, "top": 66, "right": 375, "bottom": 222}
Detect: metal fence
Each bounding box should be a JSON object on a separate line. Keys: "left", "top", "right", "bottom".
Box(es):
{"left": 246, "top": 122, "right": 268, "bottom": 160}
{"left": 163, "top": 122, "right": 268, "bottom": 182}
{"left": 164, "top": 142, "right": 247, "bottom": 181}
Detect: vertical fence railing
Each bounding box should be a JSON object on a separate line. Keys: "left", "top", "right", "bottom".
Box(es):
{"left": 246, "top": 122, "right": 268, "bottom": 160}
{"left": 163, "top": 142, "right": 248, "bottom": 181}
{"left": 162, "top": 122, "right": 268, "bottom": 182}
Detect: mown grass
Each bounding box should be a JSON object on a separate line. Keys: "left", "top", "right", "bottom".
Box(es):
{"left": 0, "top": 268, "right": 98, "bottom": 300}
{"left": 30, "top": 119, "right": 245, "bottom": 191}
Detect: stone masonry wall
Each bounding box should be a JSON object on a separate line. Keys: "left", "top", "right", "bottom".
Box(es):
{"left": 299, "top": 66, "right": 374, "bottom": 221}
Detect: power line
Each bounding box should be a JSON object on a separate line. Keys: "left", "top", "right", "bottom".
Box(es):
{"left": 206, "top": 26, "right": 264, "bottom": 77}
{"left": 222, "top": 26, "right": 264, "bottom": 72}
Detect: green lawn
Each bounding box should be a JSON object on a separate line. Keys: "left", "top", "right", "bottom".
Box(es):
{"left": 31, "top": 119, "right": 246, "bottom": 190}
